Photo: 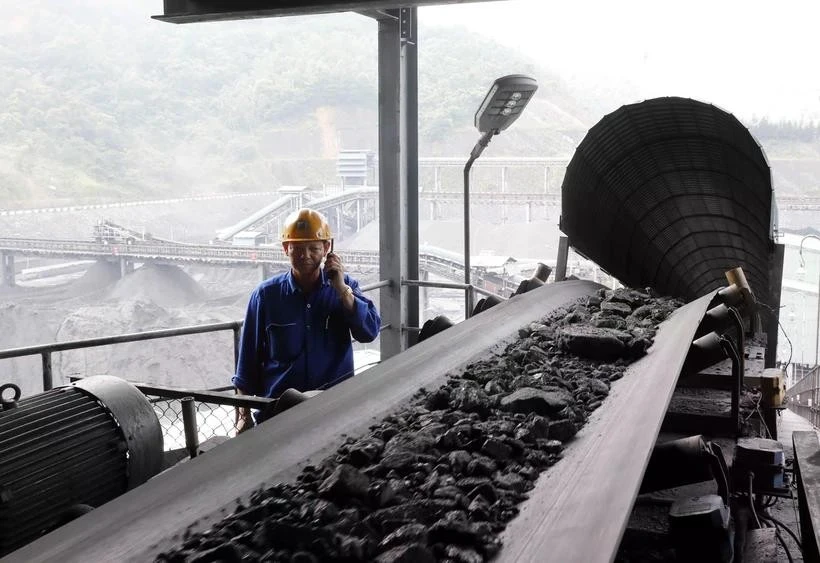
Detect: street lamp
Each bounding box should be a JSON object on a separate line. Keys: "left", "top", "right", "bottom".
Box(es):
{"left": 463, "top": 74, "right": 538, "bottom": 317}
{"left": 798, "top": 234, "right": 820, "bottom": 367}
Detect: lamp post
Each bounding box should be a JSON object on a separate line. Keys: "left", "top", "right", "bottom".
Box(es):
{"left": 464, "top": 75, "right": 538, "bottom": 318}
{"left": 797, "top": 234, "right": 820, "bottom": 367}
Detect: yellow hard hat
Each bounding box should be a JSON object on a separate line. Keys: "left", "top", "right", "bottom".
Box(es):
{"left": 281, "top": 208, "right": 332, "bottom": 242}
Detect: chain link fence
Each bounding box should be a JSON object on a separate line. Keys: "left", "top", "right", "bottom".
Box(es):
{"left": 147, "top": 395, "right": 237, "bottom": 451}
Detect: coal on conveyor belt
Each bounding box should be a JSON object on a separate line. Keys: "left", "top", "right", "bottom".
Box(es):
{"left": 156, "top": 288, "right": 681, "bottom": 563}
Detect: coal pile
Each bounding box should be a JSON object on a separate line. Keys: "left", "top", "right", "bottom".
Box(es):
{"left": 156, "top": 288, "right": 681, "bottom": 563}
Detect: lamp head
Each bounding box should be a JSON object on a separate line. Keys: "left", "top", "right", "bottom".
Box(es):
{"left": 474, "top": 74, "right": 538, "bottom": 134}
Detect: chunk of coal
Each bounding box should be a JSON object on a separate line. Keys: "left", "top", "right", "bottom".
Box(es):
{"left": 374, "top": 543, "right": 436, "bottom": 563}
{"left": 608, "top": 288, "right": 650, "bottom": 308}
{"left": 444, "top": 545, "right": 484, "bottom": 563}
{"left": 466, "top": 482, "right": 498, "bottom": 503}
{"left": 600, "top": 300, "right": 632, "bottom": 317}
{"left": 318, "top": 464, "right": 370, "bottom": 499}
{"left": 434, "top": 486, "right": 466, "bottom": 503}
{"left": 378, "top": 523, "right": 429, "bottom": 551}
{"left": 481, "top": 438, "right": 513, "bottom": 461}
{"left": 592, "top": 314, "right": 628, "bottom": 330}
{"left": 385, "top": 432, "right": 436, "bottom": 454}
{"left": 185, "top": 542, "right": 246, "bottom": 563}
{"left": 424, "top": 388, "right": 451, "bottom": 410}
{"left": 437, "top": 427, "right": 472, "bottom": 450}
{"left": 334, "top": 534, "right": 371, "bottom": 560}
{"left": 484, "top": 380, "right": 505, "bottom": 395}
{"left": 495, "top": 471, "right": 527, "bottom": 493}
{"left": 366, "top": 499, "right": 455, "bottom": 529}
{"left": 450, "top": 386, "right": 492, "bottom": 415}
{"left": 557, "top": 325, "right": 628, "bottom": 360}
{"left": 548, "top": 419, "right": 578, "bottom": 442}
{"left": 500, "top": 387, "right": 571, "bottom": 416}
{"left": 467, "top": 494, "right": 491, "bottom": 520}
{"left": 448, "top": 450, "right": 472, "bottom": 473}
{"left": 466, "top": 457, "right": 497, "bottom": 477}
{"left": 520, "top": 414, "right": 551, "bottom": 441}
{"left": 429, "top": 514, "right": 480, "bottom": 545}
{"left": 291, "top": 551, "right": 319, "bottom": 563}
{"left": 536, "top": 439, "right": 563, "bottom": 454}
{"left": 349, "top": 437, "right": 385, "bottom": 466}
{"left": 254, "top": 520, "right": 333, "bottom": 550}
{"left": 381, "top": 451, "right": 418, "bottom": 471}
{"left": 369, "top": 481, "right": 397, "bottom": 508}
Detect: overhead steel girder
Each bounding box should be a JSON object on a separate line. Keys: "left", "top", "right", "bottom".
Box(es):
{"left": 561, "top": 97, "right": 775, "bottom": 302}
{"left": 153, "top": 0, "right": 501, "bottom": 23}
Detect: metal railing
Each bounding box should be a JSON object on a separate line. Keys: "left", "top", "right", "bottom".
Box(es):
{"left": 0, "top": 321, "right": 244, "bottom": 392}
{"left": 0, "top": 277, "right": 505, "bottom": 452}
{"left": 402, "top": 277, "right": 503, "bottom": 321}
{"left": 785, "top": 364, "right": 820, "bottom": 427}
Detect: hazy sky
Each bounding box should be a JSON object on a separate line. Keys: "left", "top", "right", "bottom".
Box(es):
{"left": 420, "top": 0, "right": 820, "bottom": 122}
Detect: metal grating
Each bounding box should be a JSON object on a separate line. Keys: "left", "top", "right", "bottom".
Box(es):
{"left": 0, "top": 387, "right": 128, "bottom": 556}
{"left": 561, "top": 97, "right": 774, "bottom": 301}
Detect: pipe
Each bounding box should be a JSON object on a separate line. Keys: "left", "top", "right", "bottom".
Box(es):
{"left": 181, "top": 396, "right": 199, "bottom": 459}
{"left": 463, "top": 130, "right": 495, "bottom": 319}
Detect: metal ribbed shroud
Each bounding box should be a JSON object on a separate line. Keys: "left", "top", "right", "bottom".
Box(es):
{"left": 0, "top": 386, "right": 127, "bottom": 556}
{"left": 561, "top": 96, "right": 775, "bottom": 302}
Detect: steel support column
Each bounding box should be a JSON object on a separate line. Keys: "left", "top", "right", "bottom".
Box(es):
{"left": 1, "top": 253, "right": 14, "bottom": 288}
{"left": 555, "top": 236, "right": 569, "bottom": 282}
{"left": 766, "top": 243, "right": 785, "bottom": 368}
{"left": 376, "top": 8, "right": 418, "bottom": 358}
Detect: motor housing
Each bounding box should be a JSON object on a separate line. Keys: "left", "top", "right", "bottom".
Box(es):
{"left": 0, "top": 375, "right": 163, "bottom": 556}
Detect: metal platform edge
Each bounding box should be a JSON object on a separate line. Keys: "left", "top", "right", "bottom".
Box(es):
{"left": 4, "top": 280, "right": 602, "bottom": 563}
{"left": 497, "top": 291, "right": 716, "bottom": 563}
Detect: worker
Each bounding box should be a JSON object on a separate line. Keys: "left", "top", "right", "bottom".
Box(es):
{"left": 232, "top": 208, "right": 381, "bottom": 432}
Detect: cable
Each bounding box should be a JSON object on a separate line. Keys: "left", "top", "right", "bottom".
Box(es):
{"left": 756, "top": 298, "right": 794, "bottom": 371}
{"left": 743, "top": 392, "right": 763, "bottom": 422}
{"left": 775, "top": 529, "right": 795, "bottom": 563}
{"left": 749, "top": 472, "right": 762, "bottom": 529}
{"left": 756, "top": 402, "right": 773, "bottom": 439}
{"left": 790, "top": 485, "right": 802, "bottom": 543}
{"left": 760, "top": 512, "right": 803, "bottom": 551}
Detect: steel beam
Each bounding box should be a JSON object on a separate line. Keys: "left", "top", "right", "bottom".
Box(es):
{"left": 7, "top": 281, "right": 602, "bottom": 562}
{"left": 766, "top": 243, "right": 784, "bottom": 368}
{"left": 153, "top": 0, "right": 500, "bottom": 23}
{"left": 377, "top": 8, "right": 418, "bottom": 358}
{"left": 0, "top": 253, "right": 13, "bottom": 287}
{"left": 401, "top": 7, "right": 420, "bottom": 347}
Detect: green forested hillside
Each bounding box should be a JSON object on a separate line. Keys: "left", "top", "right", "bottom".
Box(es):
{"left": 1, "top": 2, "right": 818, "bottom": 204}
{"left": 0, "top": 2, "right": 600, "bottom": 203}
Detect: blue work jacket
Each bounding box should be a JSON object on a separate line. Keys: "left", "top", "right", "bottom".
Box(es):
{"left": 232, "top": 269, "right": 380, "bottom": 400}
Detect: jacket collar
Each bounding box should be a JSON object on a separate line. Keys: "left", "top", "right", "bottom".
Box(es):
{"left": 285, "top": 268, "right": 329, "bottom": 295}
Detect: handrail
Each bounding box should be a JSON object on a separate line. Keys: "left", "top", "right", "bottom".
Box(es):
{"left": 0, "top": 281, "right": 390, "bottom": 393}
{"left": 402, "top": 278, "right": 505, "bottom": 319}
{"left": 0, "top": 321, "right": 244, "bottom": 392}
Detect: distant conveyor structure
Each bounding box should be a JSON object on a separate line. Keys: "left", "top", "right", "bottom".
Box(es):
{"left": 560, "top": 96, "right": 776, "bottom": 301}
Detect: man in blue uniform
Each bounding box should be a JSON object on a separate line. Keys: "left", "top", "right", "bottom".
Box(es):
{"left": 233, "top": 208, "right": 381, "bottom": 432}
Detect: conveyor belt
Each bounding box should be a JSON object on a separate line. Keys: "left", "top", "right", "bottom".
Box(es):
{"left": 5, "top": 280, "right": 604, "bottom": 563}
{"left": 498, "top": 291, "right": 714, "bottom": 562}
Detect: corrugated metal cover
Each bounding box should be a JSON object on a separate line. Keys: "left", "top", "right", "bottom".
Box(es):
{"left": 561, "top": 97, "right": 774, "bottom": 300}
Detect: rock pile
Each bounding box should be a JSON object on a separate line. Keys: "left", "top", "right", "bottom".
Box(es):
{"left": 156, "top": 287, "right": 681, "bottom": 563}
